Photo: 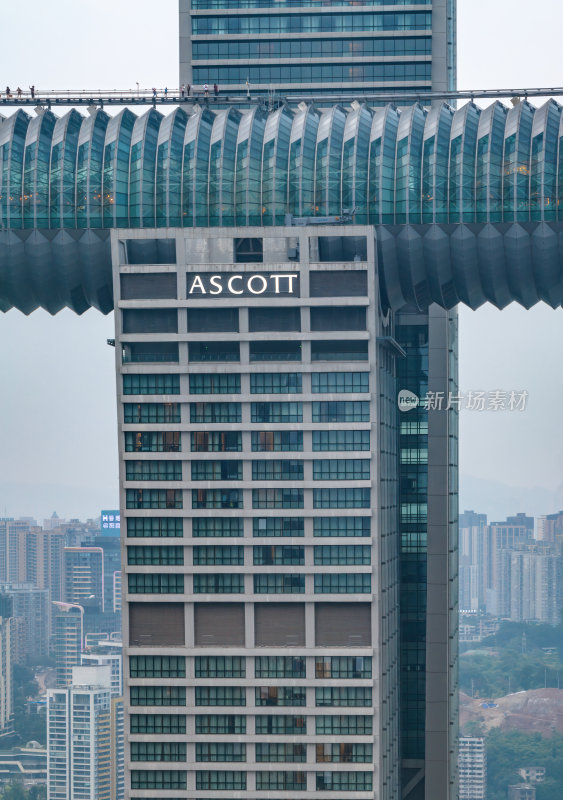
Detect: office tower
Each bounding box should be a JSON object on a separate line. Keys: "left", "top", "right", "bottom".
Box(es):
{"left": 179, "top": 0, "right": 456, "bottom": 99}
{"left": 0, "top": 583, "right": 49, "bottom": 664}
{"left": 459, "top": 511, "right": 487, "bottom": 612}
{"left": 63, "top": 547, "right": 105, "bottom": 612}
{"left": 0, "top": 596, "right": 14, "bottom": 734}
{"left": 52, "top": 602, "right": 83, "bottom": 687}
{"left": 458, "top": 737, "right": 486, "bottom": 800}
{"left": 47, "top": 665, "right": 112, "bottom": 800}
{"left": 117, "top": 226, "right": 457, "bottom": 800}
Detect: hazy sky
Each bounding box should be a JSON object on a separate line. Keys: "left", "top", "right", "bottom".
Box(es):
{"left": 1, "top": 0, "right": 562, "bottom": 522}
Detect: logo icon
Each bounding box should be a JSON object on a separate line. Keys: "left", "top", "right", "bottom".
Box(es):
{"left": 398, "top": 390, "right": 419, "bottom": 412}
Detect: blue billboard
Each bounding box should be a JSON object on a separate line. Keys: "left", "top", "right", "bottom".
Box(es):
{"left": 101, "top": 510, "right": 121, "bottom": 534}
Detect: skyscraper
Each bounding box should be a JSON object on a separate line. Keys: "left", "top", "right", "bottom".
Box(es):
{"left": 118, "top": 226, "right": 458, "bottom": 800}
{"left": 47, "top": 665, "right": 112, "bottom": 800}
{"left": 179, "top": 0, "right": 456, "bottom": 99}
{"left": 458, "top": 737, "right": 486, "bottom": 800}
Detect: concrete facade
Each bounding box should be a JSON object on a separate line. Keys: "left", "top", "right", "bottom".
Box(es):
{"left": 114, "top": 225, "right": 457, "bottom": 800}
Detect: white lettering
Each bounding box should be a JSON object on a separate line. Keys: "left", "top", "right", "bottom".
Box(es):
{"left": 247, "top": 274, "right": 268, "bottom": 295}
{"left": 188, "top": 275, "right": 206, "bottom": 294}
{"left": 228, "top": 275, "right": 244, "bottom": 295}
{"left": 271, "top": 273, "right": 297, "bottom": 294}
{"left": 209, "top": 275, "right": 223, "bottom": 294}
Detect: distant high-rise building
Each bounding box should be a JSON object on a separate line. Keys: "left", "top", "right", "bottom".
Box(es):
{"left": 0, "top": 596, "right": 14, "bottom": 734}
{"left": 0, "top": 583, "right": 49, "bottom": 664}
{"left": 63, "top": 547, "right": 105, "bottom": 612}
{"left": 43, "top": 512, "right": 65, "bottom": 531}
{"left": 485, "top": 516, "right": 534, "bottom": 614}
{"left": 537, "top": 511, "right": 563, "bottom": 543}
{"left": 47, "top": 665, "right": 112, "bottom": 800}
{"left": 82, "top": 641, "right": 123, "bottom": 697}
{"left": 112, "top": 571, "right": 121, "bottom": 615}
{"left": 110, "top": 696, "right": 125, "bottom": 800}
{"left": 52, "top": 602, "right": 83, "bottom": 687}
{"left": 0, "top": 519, "right": 31, "bottom": 583}
{"left": 458, "top": 737, "right": 486, "bottom": 800}
{"left": 497, "top": 543, "right": 559, "bottom": 624}
{"left": 459, "top": 511, "right": 487, "bottom": 612}
{"left": 508, "top": 785, "right": 536, "bottom": 800}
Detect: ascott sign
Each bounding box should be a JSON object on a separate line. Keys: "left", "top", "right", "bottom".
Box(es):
{"left": 187, "top": 272, "right": 300, "bottom": 298}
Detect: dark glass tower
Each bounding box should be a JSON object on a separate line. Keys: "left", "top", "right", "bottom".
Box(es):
{"left": 180, "top": 0, "right": 456, "bottom": 98}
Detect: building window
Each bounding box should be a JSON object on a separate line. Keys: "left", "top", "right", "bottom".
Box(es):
{"left": 313, "top": 488, "right": 370, "bottom": 508}
{"left": 249, "top": 341, "right": 302, "bottom": 362}
{"left": 190, "top": 402, "right": 241, "bottom": 423}
{"left": 312, "top": 430, "right": 370, "bottom": 451}
{"left": 252, "top": 489, "right": 303, "bottom": 509}
{"left": 256, "top": 771, "right": 307, "bottom": 791}
{"left": 255, "top": 715, "right": 306, "bottom": 735}
{"left": 191, "top": 460, "right": 242, "bottom": 480}
{"left": 235, "top": 236, "right": 263, "bottom": 262}
{"left": 315, "top": 715, "right": 372, "bottom": 735}
{"left": 188, "top": 307, "right": 239, "bottom": 333}
{"left": 252, "top": 460, "right": 304, "bottom": 480}
{"left": 313, "top": 459, "right": 370, "bottom": 480}
{"left": 249, "top": 307, "right": 301, "bottom": 332}
{"left": 127, "top": 545, "right": 184, "bottom": 566}
{"left": 316, "top": 743, "right": 373, "bottom": 764}
{"left": 312, "top": 401, "right": 369, "bottom": 422}
{"left": 314, "top": 545, "right": 371, "bottom": 565}
{"left": 128, "top": 573, "right": 184, "bottom": 594}
{"left": 311, "top": 371, "right": 369, "bottom": 393}
{"left": 250, "top": 373, "right": 302, "bottom": 394}
{"left": 195, "top": 656, "right": 246, "bottom": 679}
{"left": 196, "top": 770, "right": 247, "bottom": 790}
{"left": 126, "top": 517, "right": 183, "bottom": 537}
{"left": 253, "top": 517, "right": 304, "bottom": 537}
{"left": 123, "top": 374, "right": 180, "bottom": 395}
{"left": 130, "top": 686, "right": 186, "bottom": 706}
{"left": 125, "top": 489, "right": 182, "bottom": 509}
{"left": 196, "top": 743, "right": 246, "bottom": 762}
{"left": 196, "top": 715, "right": 246, "bottom": 734}
{"left": 255, "top": 656, "right": 305, "bottom": 679}
{"left": 254, "top": 574, "right": 305, "bottom": 593}
{"left": 130, "top": 714, "right": 186, "bottom": 734}
{"left": 316, "top": 771, "right": 373, "bottom": 791}
{"left": 256, "top": 743, "right": 307, "bottom": 763}
{"left": 125, "top": 431, "right": 181, "bottom": 453}
{"left": 251, "top": 431, "right": 303, "bottom": 451}
{"left": 130, "top": 655, "right": 186, "bottom": 678}
{"left": 125, "top": 460, "right": 182, "bottom": 481}
{"left": 124, "top": 402, "right": 180, "bottom": 424}
{"left": 123, "top": 341, "right": 179, "bottom": 364}
{"left": 310, "top": 306, "right": 366, "bottom": 331}
{"left": 189, "top": 341, "right": 240, "bottom": 362}
{"left": 251, "top": 402, "right": 302, "bottom": 423}
{"left": 192, "top": 518, "right": 243, "bottom": 537}
{"left": 253, "top": 544, "right": 304, "bottom": 566}
{"left": 311, "top": 341, "right": 368, "bottom": 361}
{"left": 313, "top": 517, "right": 370, "bottom": 537}
{"left": 315, "top": 656, "right": 372, "bottom": 679}
{"left": 314, "top": 574, "right": 371, "bottom": 593}
{"left": 130, "top": 742, "right": 186, "bottom": 762}
{"left": 315, "top": 687, "right": 372, "bottom": 707}
{"left": 192, "top": 489, "right": 243, "bottom": 509}
{"left": 193, "top": 546, "right": 244, "bottom": 566}
{"left": 191, "top": 431, "right": 242, "bottom": 452}
{"left": 189, "top": 373, "right": 241, "bottom": 394}
{"left": 130, "top": 770, "right": 186, "bottom": 791}
{"left": 255, "top": 687, "right": 306, "bottom": 706}
{"left": 195, "top": 687, "right": 246, "bottom": 706}
{"left": 193, "top": 574, "right": 245, "bottom": 593}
